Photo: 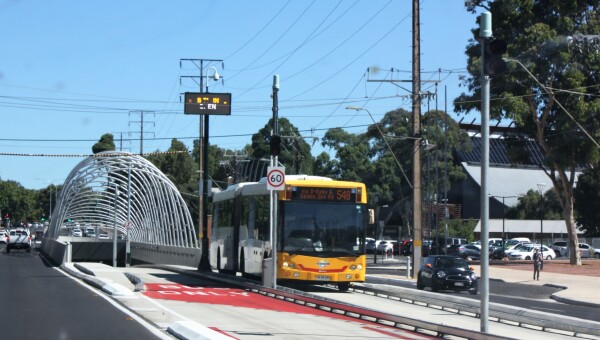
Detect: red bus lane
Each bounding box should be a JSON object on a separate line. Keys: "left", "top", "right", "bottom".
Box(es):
{"left": 145, "top": 283, "right": 348, "bottom": 315}
{"left": 143, "top": 283, "right": 434, "bottom": 339}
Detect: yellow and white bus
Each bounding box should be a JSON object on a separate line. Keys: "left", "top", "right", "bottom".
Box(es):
{"left": 209, "top": 175, "right": 368, "bottom": 291}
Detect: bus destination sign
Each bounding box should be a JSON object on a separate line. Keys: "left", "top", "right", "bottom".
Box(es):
{"left": 291, "top": 187, "right": 356, "bottom": 202}
{"left": 184, "top": 92, "right": 232, "bottom": 115}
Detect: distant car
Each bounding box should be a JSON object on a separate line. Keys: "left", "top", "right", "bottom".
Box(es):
{"left": 567, "top": 243, "right": 600, "bottom": 259}
{"left": 6, "top": 228, "right": 32, "bottom": 253}
{"left": 84, "top": 227, "right": 96, "bottom": 238}
{"left": 98, "top": 233, "right": 110, "bottom": 240}
{"left": 376, "top": 240, "right": 396, "bottom": 255}
{"left": 72, "top": 229, "right": 82, "bottom": 237}
{"left": 400, "top": 240, "right": 412, "bottom": 255}
{"left": 0, "top": 231, "right": 7, "bottom": 244}
{"left": 508, "top": 244, "right": 555, "bottom": 260}
{"left": 366, "top": 239, "right": 381, "bottom": 254}
{"left": 417, "top": 255, "right": 478, "bottom": 295}
{"left": 550, "top": 241, "right": 568, "bottom": 257}
{"left": 447, "top": 244, "right": 481, "bottom": 260}
{"left": 470, "top": 238, "right": 503, "bottom": 249}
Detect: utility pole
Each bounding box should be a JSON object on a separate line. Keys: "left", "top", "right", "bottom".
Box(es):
{"left": 411, "top": 0, "right": 423, "bottom": 277}
{"left": 128, "top": 111, "right": 155, "bottom": 155}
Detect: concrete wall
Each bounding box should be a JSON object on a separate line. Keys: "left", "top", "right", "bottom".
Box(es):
{"left": 131, "top": 243, "right": 201, "bottom": 268}
{"left": 40, "top": 238, "right": 69, "bottom": 265}
{"left": 40, "top": 238, "right": 201, "bottom": 268}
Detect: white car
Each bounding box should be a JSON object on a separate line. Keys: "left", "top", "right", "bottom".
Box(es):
{"left": 567, "top": 243, "right": 600, "bottom": 259}
{"left": 508, "top": 244, "right": 555, "bottom": 260}
{"left": 72, "top": 229, "right": 82, "bottom": 237}
{"left": 0, "top": 231, "right": 7, "bottom": 243}
{"left": 550, "top": 241, "right": 568, "bottom": 257}
{"left": 98, "top": 233, "right": 110, "bottom": 240}
{"left": 376, "top": 240, "right": 397, "bottom": 255}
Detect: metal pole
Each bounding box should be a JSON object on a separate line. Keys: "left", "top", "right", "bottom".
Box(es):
{"left": 479, "top": 11, "right": 492, "bottom": 333}
{"left": 537, "top": 183, "right": 546, "bottom": 246}
{"left": 126, "top": 165, "right": 131, "bottom": 267}
{"left": 113, "top": 185, "right": 119, "bottom": 267}
{"left": 272, "top": 75, "right": 279, "bottom": 289}
{"left": 197, "top": 59, "right": 208, "bottom": 270}
{"left": 502, "top": 197, "right": 506, "bottom": 250}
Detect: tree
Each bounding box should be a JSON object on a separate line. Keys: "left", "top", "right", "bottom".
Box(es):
{"left": 0, "top": 180, "right": 36, "bottom": 225}
{"left": 573, "top": 167, "right": 600, "bottom": 236}
{"left": 250, "top": 118, "right": 314, "bottom": 175}
{"left": 321, "top": 107, "right": 471, "bottom": 239}
{"left": 457, "top": 1, "right": 600, "bottom": 265}
{"left": 92, "top": 133, "right": 116, "bottom": 154}
{"left": 506, "top": 189, "right": 562, "bottom": 220}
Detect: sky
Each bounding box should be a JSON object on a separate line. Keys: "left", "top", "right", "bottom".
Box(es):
{"left": 0, "top": 0, "right": 482, "bottom": 190}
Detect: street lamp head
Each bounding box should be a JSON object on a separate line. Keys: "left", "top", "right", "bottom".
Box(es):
{"left": 345, "top": 106, "right": 363, "bottom": 111}
{"left": 537, "top": 182, "right": 547, "bottom": 192}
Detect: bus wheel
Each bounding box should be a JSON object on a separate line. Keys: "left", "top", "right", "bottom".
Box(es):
{"left": 337, "top": 282, "right": 350, "bottom": 292}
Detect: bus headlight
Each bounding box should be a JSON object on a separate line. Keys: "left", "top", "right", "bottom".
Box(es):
{"left": 350, "top": 265, "right": 357, "bottom": 270}
{"left": 282, "top": 262, "right": 289, "bottom": 268}
{"left": 356, "top": 264, "right": 363, "bottom": 270}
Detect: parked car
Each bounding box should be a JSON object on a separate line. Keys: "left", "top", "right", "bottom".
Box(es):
{"left": 447, "top": 244, "right": 481, "bottom": 260}
{"left": 567, "top": 243, "right": 600, "bottom": 258}
{"left": 492, "top": 241, "right": 531, "bottom": 259}
{"left": 550, "top": 241, "right": 568, "bottom": 257}
{"left": 0, "top": 231, "right": 7, "bottom": 244}
{"left": 376, "top": 240, "right": 396, "bottom": 255}
{"left": 470, "top": 238, "right": 503, "bottom": 249}
{"left": 98, "top": 233, "right": 110, "bottom": 240}
{"left": 416, "top": 255, "right": 478, "bottom": 295}
{"left": 400, "top": 240, "right": 412, "bottom": 255}
{"left": 508, "top": 244, "right": 555, "bottom": 260}
{"left": 72, "top": 228, "right": 82, "bottom": 237}
{"left": 366, "top": 239, "right": 381, "bottom": 254}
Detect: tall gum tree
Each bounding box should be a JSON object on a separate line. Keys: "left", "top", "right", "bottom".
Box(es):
{"left": 456, "top": 0, "right": 600, "bottom": 265}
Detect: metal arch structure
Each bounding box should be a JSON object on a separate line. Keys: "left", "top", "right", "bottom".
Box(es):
{"left": 46, "top": 151, "right": 199, "bottom": 251}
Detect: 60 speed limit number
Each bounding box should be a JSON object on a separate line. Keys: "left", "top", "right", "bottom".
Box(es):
{"left": 267, "top": 166, "right": 285, "bottom": 191}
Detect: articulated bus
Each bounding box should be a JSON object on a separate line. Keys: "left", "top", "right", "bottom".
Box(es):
{"left": 209, "top": 175, "right": 368, "bottom": 291}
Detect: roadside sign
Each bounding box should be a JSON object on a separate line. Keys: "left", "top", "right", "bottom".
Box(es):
{"left": 267, "top": 166, "right": 285, "bottom": 191}
{"left": 184, "top": 92, "right": 232, "bottom": 115}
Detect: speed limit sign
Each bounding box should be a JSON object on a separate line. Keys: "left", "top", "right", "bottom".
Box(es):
{"left": 267, "top": 166, "right": 285, "bottom": 191}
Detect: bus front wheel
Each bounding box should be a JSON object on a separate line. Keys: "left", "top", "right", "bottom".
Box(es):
{"left": 337, "top": 282, "right": 350, "bottom": 292}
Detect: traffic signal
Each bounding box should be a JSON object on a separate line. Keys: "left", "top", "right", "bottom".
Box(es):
{"left": 483, "top": 37, "right": 507, "bottom": 76}
{"left": 41, "top": 216, "right": 46, "bottom": 222}
{"left": 269, "top": 135, "right": 281, "bottom": 156}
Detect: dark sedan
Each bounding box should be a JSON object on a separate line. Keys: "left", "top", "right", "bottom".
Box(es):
{"left": 417, "top": 255, "right": 478, "bottom": 294}
{"left": 446, "top": 244, "right": 480, "bottom": 260}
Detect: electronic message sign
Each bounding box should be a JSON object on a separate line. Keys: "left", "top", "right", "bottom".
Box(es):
{"left": 184, "top": 92, "right": 232, "bottom": 115}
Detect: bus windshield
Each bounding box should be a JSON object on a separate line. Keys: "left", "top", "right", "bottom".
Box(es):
{"left": 281, "top": 201, "right": 366, "bottom": 256}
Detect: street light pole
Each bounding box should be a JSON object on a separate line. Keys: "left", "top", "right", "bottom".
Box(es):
{"left": 537, "top": 183, "right": 546, "bottom": 245}
{"left": 490, "top": 195, "right": 517, "bottom": 250}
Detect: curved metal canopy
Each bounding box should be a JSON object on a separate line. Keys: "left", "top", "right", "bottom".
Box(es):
{"left": 47, "top": 151, "right": 198, "bottom": 248}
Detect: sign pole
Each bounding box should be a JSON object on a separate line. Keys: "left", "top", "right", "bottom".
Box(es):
{"left": 271, "top": 75, "right": 280, "bottom": 289}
